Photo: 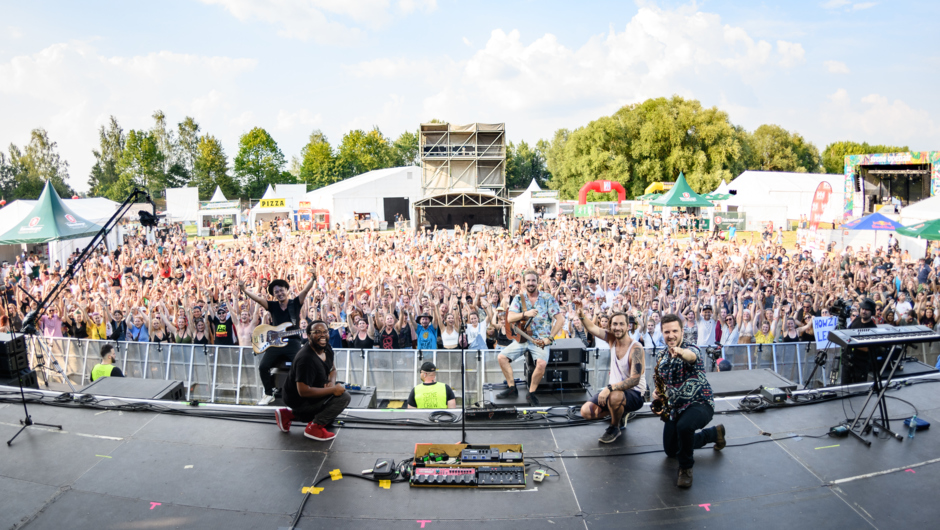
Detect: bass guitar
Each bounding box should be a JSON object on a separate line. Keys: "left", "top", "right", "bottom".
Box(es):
{"left": 251, "top": 322, "right": 303, "bottom": 354}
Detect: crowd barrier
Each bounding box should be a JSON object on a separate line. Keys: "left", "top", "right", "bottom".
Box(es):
{"left": 22, "top": 337, "right": 940, "bottom": 406}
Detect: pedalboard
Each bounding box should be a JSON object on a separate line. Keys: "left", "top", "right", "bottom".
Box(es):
{"left": 412, "top": 443, "right": 526, "bottom": 489}
{"left": 412, "top": 467, "right": 477, "bottom": 486}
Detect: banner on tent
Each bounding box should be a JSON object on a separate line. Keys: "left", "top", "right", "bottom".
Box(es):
{"left": 259, "top": 199, "right": 286, "bottom": 208}
{"left": 710, "top": 212, "right": 746, "bottom": 230}
{"left": 200, "top": 200, "right": 240, "bottom": 210}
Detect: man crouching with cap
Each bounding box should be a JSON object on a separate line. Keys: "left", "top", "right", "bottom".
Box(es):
{"left": 275, "top": 321, "right": 350, "bottom": 441}
{"left": 407, "top": 362, "right": 456, "bottom": 409}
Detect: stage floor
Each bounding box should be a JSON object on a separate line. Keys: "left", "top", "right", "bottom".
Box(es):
{"left": 3, "top": 378, "right": 940, "bottom": 529}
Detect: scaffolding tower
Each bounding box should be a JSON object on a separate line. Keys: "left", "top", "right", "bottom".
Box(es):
{"left": 419, "top": 123, "right": 506, "bottom": 197}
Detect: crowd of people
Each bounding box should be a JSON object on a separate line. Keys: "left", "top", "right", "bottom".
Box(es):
{"left": 2, "top": 216, "right": 938, "bottom": 356}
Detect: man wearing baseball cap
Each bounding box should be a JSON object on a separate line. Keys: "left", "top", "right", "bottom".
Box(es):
{"left": 406, "top": 362, "right": 456, "bottom": 409}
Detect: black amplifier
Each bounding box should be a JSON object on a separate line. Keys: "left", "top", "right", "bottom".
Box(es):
{"left": 1, "top": 369, "right": 38, "bottom": 389}
{"left": 546, "top": 339, "right": 588, "bottom": 365}
{"left": 0, "top": 332, "right": 27, "bottom": 356}
{"left": 0, "top": 349, "right": 28, "bottom": 377}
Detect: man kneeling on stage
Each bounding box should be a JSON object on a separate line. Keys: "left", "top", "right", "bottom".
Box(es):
{"left": 655, "top": 314, "right": 726, "bottom": 488}
{"left": 406, "top": 361, "right": 457, "bottom": 409}
{"left": 577, "top": 309, "right": 645, "bottom": 444}
{"left": 275, "top": 321, "right": 351, "bottom": 441}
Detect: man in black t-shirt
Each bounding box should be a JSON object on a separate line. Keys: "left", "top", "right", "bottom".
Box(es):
{"left": 275, "top": 321, "right": 350, "bottom": 441}
{"left": 209, "top": 302, "right": 236, "bottom": 346}
{"left": 843, "top": 298, "right": 878, "bottom": 384}
{"left": 240, "top": 271, "right": 315, "bottom": 405}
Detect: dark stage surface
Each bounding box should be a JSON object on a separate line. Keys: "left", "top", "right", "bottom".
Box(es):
{"left": 3, "top": 377, "right": 940, "bottom": 529}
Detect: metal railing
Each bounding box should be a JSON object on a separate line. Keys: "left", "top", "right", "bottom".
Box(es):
{"left": 25, "top": 338, "right": 940, "bottom": 406}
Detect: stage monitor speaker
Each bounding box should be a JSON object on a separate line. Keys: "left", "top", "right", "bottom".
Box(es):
{"left": 80, "top": 377, "right": 185, "bottom": 401}
{"left": 525, "top": 362, "right": 587, "bottom": 392}
{"left": 346, "top": 386, "right": 378, "bottom": 409}
{"left": 546, "top": 339, "right": 589, "bottom": 365}
{"left": 0, "top": 349, "right": 28, "bottom": 377}
{"left": 0, "top": 332, "right": 27, "bottom": 356}
{"left": 1, "top": 369, "right": 38, "bottom": 389}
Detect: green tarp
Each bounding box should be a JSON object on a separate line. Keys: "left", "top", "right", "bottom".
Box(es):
{"left": 650, "top": 173, "right": 714, "bottom": 207}
{"left": 897, "top": 219, "right": 940, "bottom": 241}
{"left": 0, "top": 181, "right": 103, "bottom": 244}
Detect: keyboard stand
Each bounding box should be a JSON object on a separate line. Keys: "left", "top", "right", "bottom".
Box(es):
{"left": 846, "top": 344, "right": 905, "bottom": 446}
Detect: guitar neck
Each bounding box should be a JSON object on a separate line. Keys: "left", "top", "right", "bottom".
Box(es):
{"left": 277, "top": 329, "right": 304, "bottom": 338}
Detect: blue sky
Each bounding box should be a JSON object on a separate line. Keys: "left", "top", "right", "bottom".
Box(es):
{"left": 1, "top": 0, "right": 938, "bottom": 192}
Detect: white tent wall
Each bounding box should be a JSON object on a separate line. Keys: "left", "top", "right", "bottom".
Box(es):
{"left": 165, "top": 187, "right": 200, "bottom": 222}
{"left": 302, "top": 167, "right": 422, "bottom": 225}
{"left": 723, "top": 171, "right": 845, "bottom": 227}
{"left": 900, "top": 195, "right": 940, "bottom": 225}
{"left": 274, "top": 184, "right": 308, "bottom": 210}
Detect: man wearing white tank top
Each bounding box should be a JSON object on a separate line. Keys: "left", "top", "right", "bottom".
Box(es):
{"left": 576, "top": 308, "right": 646, "bottom": 444}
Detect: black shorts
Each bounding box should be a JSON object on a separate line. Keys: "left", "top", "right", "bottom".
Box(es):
{"left": 590, "top": 388, "right": 643, "bottom": 413}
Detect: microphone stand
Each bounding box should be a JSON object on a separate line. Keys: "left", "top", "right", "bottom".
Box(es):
{"left": 7, "top": 188, "right": 156, "bottom": 446}
{"left": 457, "top": 299, "right": 468, "bottom": 445}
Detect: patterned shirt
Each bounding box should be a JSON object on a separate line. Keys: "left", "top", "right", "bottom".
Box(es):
{"left": 509, "top": 291, "right": 561, "bottom": 341}
{"left": 656, "top": 340, "right": 714, "bottom": 420}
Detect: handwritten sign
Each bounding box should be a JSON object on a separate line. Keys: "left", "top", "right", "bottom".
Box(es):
{"left": 259, "top": 198, "right": 286, "bottom": 208}
{"left": 812, "top": 316, "right": 838, "bottom": 347}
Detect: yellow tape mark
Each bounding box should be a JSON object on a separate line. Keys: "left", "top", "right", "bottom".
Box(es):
{"left": 95, "top": 455, "right": 111, "bottom": 458}
{"left": 330, "top": 469, "right": 343, "bottom": 481}
{"left": 379, "top": 480, "right": 391, "bottom": 489}
{"left": 815, "top": 444, "right": 840, "bottom": 450}
{"left": 301, "top": 487, "right": 324, "bottom": 494}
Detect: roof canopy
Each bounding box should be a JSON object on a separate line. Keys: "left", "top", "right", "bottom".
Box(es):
{"left": 0, "top": 181, "right": 104, "bottom": 244}
{"left": 843, "top": 212, "right": 902, "bottom": 231}
{"left": 209, "top": 186, "right": 227, "bottom": 202}
{"left": 897, "top": 219, "right": 940, "bottom": 241}
{"left": 649, "top": 173, "right": 713, "bottom": 207}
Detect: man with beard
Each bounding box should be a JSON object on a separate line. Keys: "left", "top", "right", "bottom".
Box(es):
{"left": 497, "top": 270, "right": 563, "bottom": 406}
{"left": 654, "top": 314, "right": 726, "bottom": 488}
{"left": 576, "top": 309, "right": 646, "bottom": 443}
{"left": 274, "top": 321, "right": 350, "bottom": 441}
{"left": 240, "top": 269, "right": 316, "bottom": 405}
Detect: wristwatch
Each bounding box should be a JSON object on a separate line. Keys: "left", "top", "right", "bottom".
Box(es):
{"left": 607, "top": 384, "right": 613, "bottom": 392}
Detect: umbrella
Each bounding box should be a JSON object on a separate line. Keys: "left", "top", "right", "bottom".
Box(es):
{"left": 896, "top": 219, "right": 940, "bottom": 241}
{"left": 843, "top": 212, "right": 902, "bottom": 231}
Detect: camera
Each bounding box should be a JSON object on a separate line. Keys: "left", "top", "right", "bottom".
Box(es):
{"left": 705, "top": 345, "right": 722, "bottom": 361}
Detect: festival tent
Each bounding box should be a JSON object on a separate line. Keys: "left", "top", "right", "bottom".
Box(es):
{"left": 722, "top": 171, "right": 845, "bottom": 231}
{"left": 0, "top": 182, "right": 119, "bottom": 264}
{"left": 900, "top": 195, "right": 940, "bottom": 225}
{"left": 512, "top": 179, "right": 559, "bottom": 220}
{"left": 897, "top": 219, "right": 940, "bottom": 241}
{"left": 196, "top": 186, "right": 241, "bottom": 236}
{"left": 303, "top": 166, "right": 423, "bottom": 227}
{"left": 649, "top": 173, "right": 714, "bottom": 208}
{"left": 248, "top": 185, "right": 293, "bottom": 229}
{"left": 843, "top": 212, "right": 902, "bottom": 231}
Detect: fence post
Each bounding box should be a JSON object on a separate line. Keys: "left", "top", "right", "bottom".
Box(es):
{"left": 235, "top": 347, "right": 244, "bottom": 404}
{"left": 142, "top": 343, "right": 149, "bottom": 380}
{"left": 772, "top": 344, "right": 778, "bottom": 373}
{"left": 210, "top": 346, "right": 219, "bottom": 403}
{"left": 186, "top": 345, "right": 195, "bottom": 401}
{"left": 362, "top": 349, "right": 369, "bottom": 387}
{"left": 81, "top": 340, "right": 90, "bottom": 386}
{"left": 746, "top": 344, "right": 753, "bottom": 370}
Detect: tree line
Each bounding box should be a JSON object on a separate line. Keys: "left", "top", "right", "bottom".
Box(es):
{"left": 0, "top": 97, "right": 911, "bottom": 203}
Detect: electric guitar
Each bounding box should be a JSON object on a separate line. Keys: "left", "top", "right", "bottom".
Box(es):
{"left": 251, "top": 322, "right": 303, "bottom": 354}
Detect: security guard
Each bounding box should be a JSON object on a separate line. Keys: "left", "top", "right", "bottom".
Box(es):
{"left": 406, "top": 362, "right": 456, "bottom": 409}
{"left": 91, "top": 344, "right": 125, "bottom": 382}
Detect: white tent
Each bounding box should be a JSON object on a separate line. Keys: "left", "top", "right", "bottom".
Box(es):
{"left": 165, "top": 187, "right": 199, "bottom": 222}
{"left": 512, "top": 179, "right": 559, "bottom": 221}
{"left": 249, "top": 185, "right": 293, "bottom": 229}
{"left": 722, "top": 171, "right": 845, "bottom": 231}
{"left": 196, "top": 186, "right": 242, "bottom": 236}
{"left": 274, "top": 184, "right": 308, "bottom": 210}
{"left": 0, "top": 197, "right": 121, "bottom": 265}
{"left": 900, "top": 195, "right": 940, "bottom": 225}
{"left": 303, "top": 166, "right": 423, "bottom": 228}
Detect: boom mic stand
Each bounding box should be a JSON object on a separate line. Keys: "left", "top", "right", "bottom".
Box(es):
{"left": 456, "top": 300, "right": 469, "bottom": 444}
{"left": 7, "top": 188, "right": 158, "bottom": 447}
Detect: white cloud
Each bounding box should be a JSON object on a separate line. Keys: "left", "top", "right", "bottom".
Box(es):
{"left": 201, "top": 0, "right": 433, "bottom": 43}
{"left": 777, "top": 40, "right": 805, "bottom": 68}
{"left": 824, "top": 60, "right": 850, "bottom": 74}
{"left": 5, "top": 26, "right": 23, "bottom": 39}
{"left": 344, "top": 57, "right": 435, "bottom": 78}
{"left": 822, "top": 0, "right": 850, "bottom": 8}
{"left": 462, "top": 36, "right": 472, "bottom": 46}
{"left": 822, "top": 1, "right": 877, "bottom": 11}
{"left": 275, "top": 109, "right": 322, "bottom": 131}
{"left": 823, "top": 88, "right": 937, "bottom": 145}
{"left": 852, "top": 2, "right": 877, "bottom": 10}
{"left": 0, "top": 41, "right": 257, "bottom": 191}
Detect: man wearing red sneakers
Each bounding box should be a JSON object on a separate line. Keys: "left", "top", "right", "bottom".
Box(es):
{"left": 275, "top": 321, "right": 351, "bottom": 441}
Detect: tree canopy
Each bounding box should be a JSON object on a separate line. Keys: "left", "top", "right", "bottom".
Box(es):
{"left": 1, "top": 128, "right": 75, "bottom": 201}
{"left": 234, "top": 127, "right": 291, "bottom": 199}
{"left": 821, "top": 141, "right": 910, "bottom": 174}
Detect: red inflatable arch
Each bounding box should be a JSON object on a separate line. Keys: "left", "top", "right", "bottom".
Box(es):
{"left": 578, "top": 180, "right": 626, "bottom": 204}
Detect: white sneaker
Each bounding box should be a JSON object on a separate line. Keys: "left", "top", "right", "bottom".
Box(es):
{"left": 258, "top": 394, "right": 275, "bottom": 406}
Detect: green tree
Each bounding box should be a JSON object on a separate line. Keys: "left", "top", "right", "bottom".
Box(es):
{"left": 113, "top": 129, "right": 166, "bottom": 199}
{"left": 192, "top": 134, "right": 238, "bottom": 199}
{"left": 151, "top": 110, "right": 188, "bottom": 189}
{"left": 233, "top": 127, "right": 289, "bottom": 199}
{"left": 3, "top": 129, "right": 76, "bottom": 200}
{"left": 88, "top": 116, "right": 126, "bottom": 198}
{"left": 506, "top": 140, "right": 551, "bottom": 190}
{"left": 336, "top": 128, "right": 394, "bottom": 178}
{"left": 177, "top": 116, "right": 201, "bottom": 177}
{"left": 545, "top": 97, "right": 750, "bottom": 199}
{"left": 297, "top": 130, "right": 337, "bottom": 189}
{"left": 392, "top": 130, "right": 419, "bottom": 166}
{"left": 747, "top": 124, "right": 822, "bottom": 173}
{"left": 821, "top": 141, "right": 909, "bottom": 174}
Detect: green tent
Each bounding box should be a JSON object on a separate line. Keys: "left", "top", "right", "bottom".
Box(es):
{"left": 896, "top": 219, "right": 940, "bottom": 241}
{"left": 0, "top": 181, "right": 103, "bottom": 244}
{"left": 650, "top": 173, "right": 714, "bottom": 207}
{"left": 635, "top": 192, "right": 662, "bottom": 201}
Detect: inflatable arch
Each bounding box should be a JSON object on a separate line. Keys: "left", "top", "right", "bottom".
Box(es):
{"left": 578, "top": 180, "right": 626, "bottom": 205}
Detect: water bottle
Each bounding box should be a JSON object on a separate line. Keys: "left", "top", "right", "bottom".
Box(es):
{"left": 908, "top": 414, "right": 917, "bottom": 439}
